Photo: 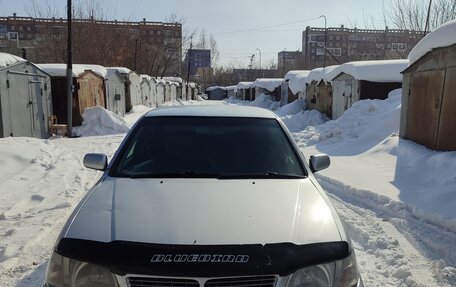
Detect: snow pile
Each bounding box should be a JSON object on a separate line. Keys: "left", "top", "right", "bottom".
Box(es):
{"left": 296, "top": 90, "right": 402, "bottom": 147}
{"left": 274, "top": 99, "right": 306, "bottom": 117}
{"left": 305, "top": 65, "right": 339, "bottom": 84}
{"left": 225, "top": 94, "right": 281, "bottom": 111}
{"left": 248, "top": 94, "right": 281, "bottom": 110}
{"left": 327, "top": 60, "right": 409, "bottom": 82}
{"left": 253, "top": 78, "right": 283, "bottom": 92}
{"left": 281, "top": 110, "right": 329, "bottom": 132}
{"left": 285, "top": 70, "right": 311, "bottom": 94}
{"left": 37, "top": 64, "right": 87, "bottom": 77}
{"left": 296, "top": 89, "right": 456, "bottom": 232}
{"left": 0, "top": 52, "right": 25, "bottom": 68}
{"left": 73, "top": 106, "right": 130, "bottom": 136}
{"left": 408, "top": 19, "right": 456, "bottom": 66}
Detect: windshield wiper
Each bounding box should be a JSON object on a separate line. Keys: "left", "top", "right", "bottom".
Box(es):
{"left": 217, "top": 172, "right": 306, "bottom": 179}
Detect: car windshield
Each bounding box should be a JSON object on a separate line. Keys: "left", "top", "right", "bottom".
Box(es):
{"left": 111, "top": 116, "right": 306, "bottom": 178}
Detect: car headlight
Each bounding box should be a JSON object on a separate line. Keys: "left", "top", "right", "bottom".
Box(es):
{"left": 286, "top": 264, "right": 334, "bottom": 287}
{"left": 286, "top": 251, "right": 361, "bottom": 287}
{"left": 45, "top": 251, "right": 120, "bottom": 287}
{"left": 335, "top": 250, "right": 360, "bottom": 287}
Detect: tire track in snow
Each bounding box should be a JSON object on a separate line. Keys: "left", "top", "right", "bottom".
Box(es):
{"left": 319, "top": 176, "right": 456, "bottom": 287}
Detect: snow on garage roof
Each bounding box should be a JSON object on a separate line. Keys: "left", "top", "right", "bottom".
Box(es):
{"left": 83, "top": 64, "right": 108, "bottom": 78}
{"left": 140, "top": 74, "right": 152, "bottom": 81}
{"left": 107, "top": 67, "right": 132, "bottom": 74}
{"left": 236, "top": 82, "right": 254, "bottom": 90}
{"left": 253, "top": 78, "right": 283, "bottom": 92}
{"left": 162, "top": 76, "right": 183, "bottom": 83}
{"left": 305, "top": 65, "right": 339, "bottom": 85}
{"left": 408, "top": 19, "right": 456, "bottom": 66}
{"left": 328, "top": 60, "right": 409, "bottom": 82}
{"left": 206, "top": 86, "right": 226, "bottom": 92}
{"left": 37, "top": 64, "right": 88, "bottom": 77}
{"left": 284, "top": 70, "right": 311, "bottom": 94}
{"left": 0, "top": 52, "right": 26, "bottom": 68}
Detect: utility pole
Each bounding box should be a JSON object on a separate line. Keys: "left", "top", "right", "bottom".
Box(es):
{"left": 185, "top": 37, "right": 193, "bottom": 97}
{"left": 134, "top": 38, "right": 139, "bottom": 71}
{"left": 256, "top": 48, "right": 262, "bottom": 77}
{"left": 249, "top": 54, "right": 255, "bottom": 81}
{"left": 319, "top": 15, "right": 327, "bottom": 68}
{"left": 66, "top": 0, "right": 73, "bottom": 137}
{"left": 424, "top": 0, "right": 433, "bottom": 35}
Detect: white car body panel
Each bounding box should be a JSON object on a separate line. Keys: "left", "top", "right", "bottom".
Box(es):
{"left": 64, "top": 177, "right": 342, "bottom": 245}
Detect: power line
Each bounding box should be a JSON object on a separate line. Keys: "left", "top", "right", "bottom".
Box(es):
{"left": 214, "top": 16, "right": 322, "bottom": 36}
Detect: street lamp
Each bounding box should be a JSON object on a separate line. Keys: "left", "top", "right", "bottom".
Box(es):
{"left": 319, "top": 15, "right": 327, "bottom": 68}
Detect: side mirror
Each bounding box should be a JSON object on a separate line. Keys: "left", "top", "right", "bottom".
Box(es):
{"left": 309, "top": 154, "right": 330, "bottom": 173}
{"left": 83, "top": 153, "right": 108, "bottom": 171}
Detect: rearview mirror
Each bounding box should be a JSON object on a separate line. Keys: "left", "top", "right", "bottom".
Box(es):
{"left": 83, "top": 153, "right": 108, "bottom": 171}
{"left": 309, "top": 154, "right": 330, "bottom": 173}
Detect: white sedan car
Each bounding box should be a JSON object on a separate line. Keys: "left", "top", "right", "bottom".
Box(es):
{"left": 44, "top": 105, "right": 363, "bottom": 287}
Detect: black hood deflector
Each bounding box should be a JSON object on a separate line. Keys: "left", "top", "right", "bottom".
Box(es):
{"left": 57, "top": 239, "right": 349, "bottom": 277}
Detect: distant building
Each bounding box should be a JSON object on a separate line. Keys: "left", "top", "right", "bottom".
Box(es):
{"left": 278, "top": 51, "right": 304, "bottom": 76}
{"left": 302, "top": 25, "right": 424, "bottom": 69}
{"left": 0, "top": 13, "right": 182, "bottom": 76}
{"left": 185, "top": 49, "right": 211, "bottom": 75}
{"left": 232, "top": 69, "right": 278, "bottom": 82}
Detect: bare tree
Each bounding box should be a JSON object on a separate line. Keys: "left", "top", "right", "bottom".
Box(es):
{"left": 386, "top": 0, "right": 456, "bottom": 31}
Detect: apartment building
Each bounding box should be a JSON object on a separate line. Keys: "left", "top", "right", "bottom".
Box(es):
{"left": 302, "top": 25, "right": 425, "bottom": 69}
{"left": 0, "top": 13, "right": 182, "bottom": 76}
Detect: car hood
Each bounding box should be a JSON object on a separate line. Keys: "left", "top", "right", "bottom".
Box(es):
{"left": 64, "top": 177, "right": 342, "bottom": 245}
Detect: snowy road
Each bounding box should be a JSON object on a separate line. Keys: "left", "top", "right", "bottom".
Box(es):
{"left": 1, "top": 100, "right": 455, "bottom": 286}
{"left": 320, "top": 177, "right": 456, "bottom": 286}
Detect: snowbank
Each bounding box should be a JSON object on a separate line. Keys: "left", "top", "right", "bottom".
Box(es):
{"left": 408, "top": 19, "right": 456, "bottom": 66}
{"left": 274, "top": 99, "right": 306, "bottom": 117}
{"left": 285, "top": 70, "right": 311, "bottom": 94}
{"left": 248, "top": 94, "right": 281, "bottom": 110}
{"left": 296, "top": 89, "right": 456, "bottom": 231}
{"left": 37, "top": 64, "right": 87, "bottom": 77}
{"left": 281, "top": 110, "right": 329, "bottom": 132}
{"left": 296, "top": 90, "right": 402, "bottom": 147}
{"left": 0, "top": 52, "right": 25, "bottom": 68}
{"left": 253, "top": 78, "right": 283, "bottom": 92}
{"left": 225, "top": 94, "right": 281, "bottom": 111}
{"left": 327, "top": 60, "right": 409, "bottom": 82}
{"left": 73, "top": 107, "right": 130, "bottom": 136}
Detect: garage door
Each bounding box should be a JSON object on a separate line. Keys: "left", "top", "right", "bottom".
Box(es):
{"left": 436, "top": 67, "right": 456, "bottom": 151}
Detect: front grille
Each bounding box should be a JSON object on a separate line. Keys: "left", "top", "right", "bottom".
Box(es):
{"left": 205, "top": 276, "right": 278, "bottom": 287}
{"left": 128, "top": 277, "right": 200, "bottom": 287}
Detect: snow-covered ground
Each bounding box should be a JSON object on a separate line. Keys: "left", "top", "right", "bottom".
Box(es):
{"left": 1, "top": 95, "right": 455, "bottom": 286}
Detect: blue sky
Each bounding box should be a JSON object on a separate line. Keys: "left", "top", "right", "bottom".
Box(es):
{"left": 1, "top": 0, "right": 389, "bottom": 67}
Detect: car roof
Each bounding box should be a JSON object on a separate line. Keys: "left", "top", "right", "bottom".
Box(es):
{"left": 145, "top": 105, "right": 277, "bottom": 119}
